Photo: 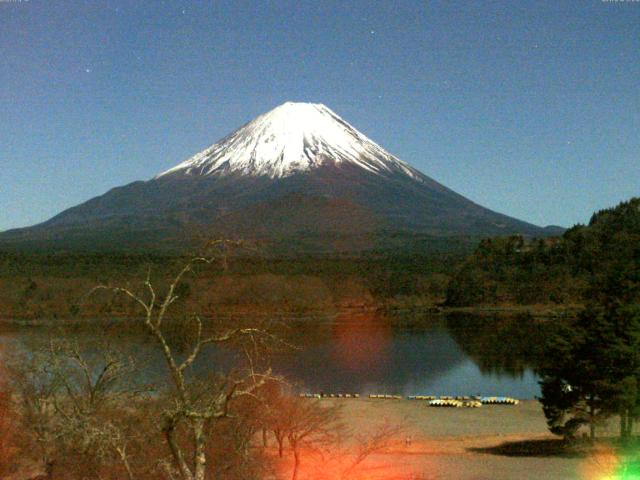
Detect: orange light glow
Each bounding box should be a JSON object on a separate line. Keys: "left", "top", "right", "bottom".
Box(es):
{"left": 579, "top": 444, "right": 620, "bottom": 480}
{"left": 271, "top": 443, "right": 433, "bottom": 480}
{"left": 330, "top": 312, "right": 391, "bottom": 374}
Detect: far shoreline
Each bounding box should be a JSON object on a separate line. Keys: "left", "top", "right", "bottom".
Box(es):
{"left": 0, "top": 301, "right": 582, "bottom": 325}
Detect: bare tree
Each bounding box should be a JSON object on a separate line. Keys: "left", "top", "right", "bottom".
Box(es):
{"left": 7, "top": 343, "right": 61, "bottom": 475}
{"left": 49, "top": 338, "right": 145, "bottom": 479}
{"left": 90, "top": 240, "right": 275, "bottom": 480}
{"left": 339, "top": 422, "right": 403, "bottom": 480}
{"left": 206, "top": 393, "right": 276, "bottom": 480}
{"left": 254, "top": 365, "right": 402, "bottom": 480}
{"left": 266, "top": 397, "right": 402, "bottom": 480}
{"left": 256, "top": 381, "right": 291, "bottom": 458}
{"left": 260, "top": 391, "right": 342, "bottom": 480}
{"left": 287, "top": 399, "right": 341, "bottom": 480}
{"left": 8, "top": 335, "right": 150, "bottom": 479}
{"left": 0, "top": 379, "right": 17, "bottom": 477}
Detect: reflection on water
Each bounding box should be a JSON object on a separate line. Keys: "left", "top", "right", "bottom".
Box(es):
{"left": 0, "top": 311, "right": 549, "bottom": 399}
{"left": 330, "top": 313, "right": 391, "bottom": 373}
{"left": 445, "top": 313, "right": 548, "bottom": 377}
{"left": 270, "top": 311, "right": 545, "bottom": 398}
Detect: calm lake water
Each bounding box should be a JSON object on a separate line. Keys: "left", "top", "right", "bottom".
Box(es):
{"left": 0, "top": 311, "right": 548, "bottom": 399}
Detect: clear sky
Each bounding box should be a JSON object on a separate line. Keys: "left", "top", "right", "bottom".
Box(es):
{"left": 1, "top": 0, "right": 638, "bottom": 231}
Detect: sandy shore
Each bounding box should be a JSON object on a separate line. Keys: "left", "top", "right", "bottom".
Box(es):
{"left": 272, "top": 399, "right": 620, "bottom": 480}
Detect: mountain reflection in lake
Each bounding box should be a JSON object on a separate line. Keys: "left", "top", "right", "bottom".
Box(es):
{"left": 271, "top": 311, "right": 545, "bottom": 398}
{"left": 1, "top": 311, "right": 548, "bottom": 399}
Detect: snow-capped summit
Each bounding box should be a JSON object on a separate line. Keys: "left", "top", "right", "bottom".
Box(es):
{"left": 158, "top": 102, "right": 420, "bottom": 180}
{"left": 0, "top": 101, "right": 554, "bottom": 253}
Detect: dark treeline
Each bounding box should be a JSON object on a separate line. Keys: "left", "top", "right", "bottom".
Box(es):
{"left": 2, "top": 197, "right": 638, "bottom": 318}
{"left": 446, "top": 313, "right": 551, "bottom": 377}
{"left": 534, "top": 199, "right": 640, "bottom": 442}
{"left": 446, "top": 197, "right": 640, "bottom": 307}
{"left": 0, "top": 249, "right": 466, "bottom": 318}
{"left": 442, "top": 197, "right": 640, "bottom": 443}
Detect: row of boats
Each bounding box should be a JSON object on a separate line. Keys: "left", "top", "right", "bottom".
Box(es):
{"left": 298, "top": 393, "right": 519, "bottom": 407}
{"left": 409, "top": 395, "right": 520, "bottom": 406}
{"left": 300, "top": 393, "right": 361, "bottom": 398}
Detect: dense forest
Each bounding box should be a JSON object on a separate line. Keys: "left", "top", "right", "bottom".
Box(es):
{"left": 445, "top": 197, "right": 640, "bottom": 307}
{"left": 1, "top": 197, "right": 637, "bottom": 318}
{"left": 0, "top": 249, "right": 464, "bottom": 319}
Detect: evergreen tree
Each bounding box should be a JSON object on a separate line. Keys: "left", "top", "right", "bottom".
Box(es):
{"left": 538, "top": 298, "right": 640, "bottom": 441}
{"left": 538, "top": 313, "right": 609, "bottom": 440}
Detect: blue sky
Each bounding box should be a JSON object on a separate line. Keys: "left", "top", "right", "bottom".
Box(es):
{"left": 1, "top": 0, "right": 638, "bottom": 231}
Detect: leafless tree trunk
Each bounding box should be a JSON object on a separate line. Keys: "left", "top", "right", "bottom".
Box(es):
{"left": 290, "top": 439, "right": 301, "bottom": 480}
{"left": 340, "top": 423, "right": 403, "bottom": 479}
{"left": 90, "top": 240, "right": 274, "bottom": 480}
{"left": 588, "top": 396, "right": 596, "bottom": 441}
{"left": 274, "top": 429, "right": 286, "bottom": 457}
{"left": 7, "top": 334, "right": 149, "bottom": 480}
{"left": 0, "top": 389, "right": 17, "bottom": 477}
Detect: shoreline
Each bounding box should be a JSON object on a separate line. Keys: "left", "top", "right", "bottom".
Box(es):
{"left": 0, "top": 302, "right": 581, "bottom": 325}
{"left": 269, "top": 398, "right": 618, "bottom": 480}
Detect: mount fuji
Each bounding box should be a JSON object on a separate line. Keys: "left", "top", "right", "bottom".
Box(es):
{"left": 158, "top": 102, "right": 421, "bottom": 180}
{"left": 0, "top": 102, "right": 560, "bottom": 253}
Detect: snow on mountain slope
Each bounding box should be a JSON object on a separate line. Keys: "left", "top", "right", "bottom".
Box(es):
{"left": 157, "top": 102, "right": 422, "bottom": 180}
{"left": 0, "top": 100, "right": 557, "bottom": 253}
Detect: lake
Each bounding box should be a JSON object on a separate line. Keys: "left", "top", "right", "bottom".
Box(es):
{"left": 0, "top": 310, "right": 548, "bottom": 399}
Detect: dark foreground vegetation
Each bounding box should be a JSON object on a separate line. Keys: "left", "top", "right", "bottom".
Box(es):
{"left": 446, "top": 197, "right": 640, "bottom": 307}
{"left": 0, "top": 245, "right": 401, "bottom": 480}
{"left": 0, "top": 250, "right": 465, "bottom": 319}
{"left": 447, "top": 199, "right": 640, "bottom": 467}
{"left": 2, "top": 198, "right": 638, "bottom": 319}
{"left": 531, "top": 200, "right": 640, "bottom": 444}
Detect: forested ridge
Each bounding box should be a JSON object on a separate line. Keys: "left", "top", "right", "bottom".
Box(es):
{"left": 446, "top": 197, "right": 640, "bottom": 307}
{"left": 0, "top": 250, "right": 462, "bottom": 318}
{"left": 1, "top": 197, "right": 637, "bottom": 318}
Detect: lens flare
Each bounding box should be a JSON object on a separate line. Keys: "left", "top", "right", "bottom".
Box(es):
{"left": 330, "top": 311, "right": 391, "bottom": 374}
{"left": 579, "top": 444, "right": 640, "bottom": 480}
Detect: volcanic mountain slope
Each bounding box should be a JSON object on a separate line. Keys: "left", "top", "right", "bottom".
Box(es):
{"left": 0, "top": 102, "right": 560, "bottom": 253}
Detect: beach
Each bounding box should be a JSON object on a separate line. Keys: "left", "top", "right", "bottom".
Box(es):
{"left": 271, "top": 399, "right": 621, "bottom": 480}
